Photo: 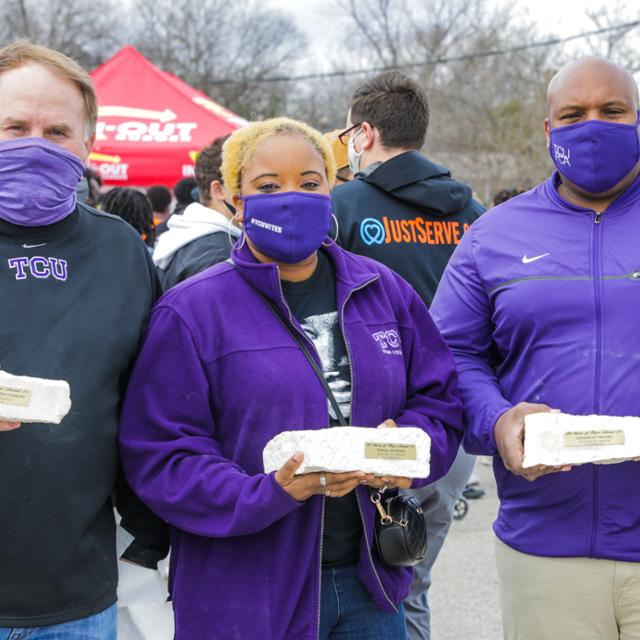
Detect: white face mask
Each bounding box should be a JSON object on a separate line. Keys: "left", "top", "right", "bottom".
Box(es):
{"left": 347, "top": 128, "right": 364, "bottom": 174}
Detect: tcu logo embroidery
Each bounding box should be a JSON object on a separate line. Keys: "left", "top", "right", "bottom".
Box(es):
{"left": 7, "top": 256, "right": 68, "bottom": 282}
{"left": 553, "top": 144, "right": 571, "bottom": 167}
{"left": 372, "top": 329, "right": 402, "bottom": 355}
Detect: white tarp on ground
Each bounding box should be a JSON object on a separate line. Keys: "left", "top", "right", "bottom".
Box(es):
{"left": 116, "top": 519, "right": 174, "bottom": 640}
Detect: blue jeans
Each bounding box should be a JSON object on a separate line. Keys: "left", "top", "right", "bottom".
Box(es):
{"left": 320, "top": 565, "right": 407, "bottom": 640}
{"left": 0, "top": 604, "right": 116, "bottom": 640}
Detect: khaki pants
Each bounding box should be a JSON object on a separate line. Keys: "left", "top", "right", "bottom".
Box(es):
{"left": 495, "top": 537, "right": 640, "bottom": 640}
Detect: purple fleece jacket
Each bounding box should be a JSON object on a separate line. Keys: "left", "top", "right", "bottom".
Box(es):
{"left": 431, "top": 172, "right": 640, "bottom": 562}
{"left": 119, "top": 241, "right": 462, "bottom": 640}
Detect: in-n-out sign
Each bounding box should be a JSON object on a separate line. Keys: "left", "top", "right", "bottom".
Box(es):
{"left": 95, "top": 105, "right": 197, "bottom": 143}
{"left": 96, "top": 120, "right": 197, "bottom": 143}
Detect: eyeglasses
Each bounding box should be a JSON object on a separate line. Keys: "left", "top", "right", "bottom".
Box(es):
{"left": 337, "top": 123, "right": 362, "bottom": 145}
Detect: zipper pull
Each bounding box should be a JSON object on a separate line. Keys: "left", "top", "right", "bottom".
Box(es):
{"left": 594, "top": 211, "right": 602, "bottom": 224}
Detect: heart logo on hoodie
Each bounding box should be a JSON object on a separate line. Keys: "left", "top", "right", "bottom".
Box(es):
{"left": 360, "top": 218, "right": 385, "bottom": 245}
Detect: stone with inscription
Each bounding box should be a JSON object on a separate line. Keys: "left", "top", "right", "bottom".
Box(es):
{"left": 263, "top": 426, "right": 431, "bottom": 477}
{"left": 523, "top": 412, "right": 640, "bottom": 467}
{"left": 0, "top": 370, "right": 71, "bottom": 424}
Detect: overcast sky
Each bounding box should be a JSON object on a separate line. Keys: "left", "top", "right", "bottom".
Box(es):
{"left": 270, "top": 0, "right": 631, "bottom": 56}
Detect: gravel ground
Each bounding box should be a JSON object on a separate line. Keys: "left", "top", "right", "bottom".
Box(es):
{"left": 429, "top": 456, "right": 503, "bottom": 640}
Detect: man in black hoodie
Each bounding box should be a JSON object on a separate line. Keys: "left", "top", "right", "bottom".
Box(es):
{"left": 332, "top": 71, "right": 483, "bottom": 640}
{"left": 0, "top": 41, "right": 167, "bottom": 638}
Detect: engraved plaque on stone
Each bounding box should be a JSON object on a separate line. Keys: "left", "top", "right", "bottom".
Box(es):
{"left": 0, "top": 370, "right": 71, "bottom": 424}
{"left": 263, "top": 426, "right": 431, "bottom": 477}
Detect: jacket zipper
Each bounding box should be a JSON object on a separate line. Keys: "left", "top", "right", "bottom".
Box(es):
{"left": 273, "top": 268, "right": 395, "bottom": 630}
{"left": 589, "top": 211, "right": 603, "bottom": 557}
{"left": 339, "top": 277, "right": 397, "bottom": 613}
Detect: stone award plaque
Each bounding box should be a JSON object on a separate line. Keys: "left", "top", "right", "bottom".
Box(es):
{"left": 0, "top": 370, "right": 71, "bottom": 424}
{"left": 523, "top": 412, "right": 640, "bottom": 467}
{"left": 263, "top": 426, "right": 431, "bottom": 477}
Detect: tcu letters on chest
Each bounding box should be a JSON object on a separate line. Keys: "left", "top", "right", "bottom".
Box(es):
{"left": 7, "top": 256, "right": 68, "bottom": 281}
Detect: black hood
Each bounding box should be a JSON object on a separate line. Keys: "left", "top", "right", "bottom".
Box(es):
{"left": 361, "top": 151, "right": 472, "bottom": 217}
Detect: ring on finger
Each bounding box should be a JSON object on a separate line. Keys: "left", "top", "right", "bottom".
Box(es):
{"left": 319, "top": 474, "right": 327, "bottom": 487}
{"left": 325, "top": 489, "right": 331, "bottom": 497}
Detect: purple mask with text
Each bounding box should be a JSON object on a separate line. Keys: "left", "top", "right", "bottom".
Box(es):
{"left": 549, "top": 114, "right": 640, "bottom": 194}
{"left": 0, "top": 137, "right": 84, "bottom": 226}
{"left": 242, "top": 191, "right": 332, "bottom": 264}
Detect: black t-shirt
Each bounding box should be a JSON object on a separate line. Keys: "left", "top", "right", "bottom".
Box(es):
{"left": 281, "top": 251, "right": 362, "bottom": 566}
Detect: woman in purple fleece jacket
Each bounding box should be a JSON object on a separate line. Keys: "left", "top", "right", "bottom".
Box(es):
{"left": 119, "top": 118, "right": 463, "bottom": 640}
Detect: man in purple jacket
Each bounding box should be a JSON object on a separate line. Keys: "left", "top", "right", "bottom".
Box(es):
{"left": 431, "top": 57, "right": 640, "bottom": 639}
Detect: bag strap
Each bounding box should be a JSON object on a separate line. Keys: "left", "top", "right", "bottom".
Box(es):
{"left": 260, "top": 294, "right": 348, "bottom": 427}
{"left": 261, "top": 291, "right": 385, "bottom": 507}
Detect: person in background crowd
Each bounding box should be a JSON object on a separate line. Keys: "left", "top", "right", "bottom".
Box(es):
{"left": 172, "top": 176, "right": 197, "bottom": 215}
{"left": 324, "top": 129, "right": 353, "bottom": 183}
{"left": 119, "top": 117, "right": 463, "bottom": 640}
{"left": 0, "top": 40, "right": 168, "bottom": 640}
{"left": 100, "top": 187, "right": 156, "bottom": 249}
{"left": 77, "top": 166, "right": 103, "bottom": 207}
{"left": 332, "top": 70, "right": 484, "bottom": 640}
{"left": 153, "top": 134, "right": 241, "bottom": 290}
{"left": 432, "top": 57, "right": 640, "bottom": 640}
{"left": 147, "top": 184, "right": 172, "bottom": 236}
{"left": 492, "top": 187, "right": 526, "bottom": 206}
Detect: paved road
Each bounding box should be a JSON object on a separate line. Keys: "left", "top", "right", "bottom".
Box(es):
{"left": 429, "top": 457, "right": 503, "bottom": 640}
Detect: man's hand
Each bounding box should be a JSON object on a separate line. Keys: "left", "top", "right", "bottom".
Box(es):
{"left": 0, "top": 420, "right": 21, "bottom": 432}
{"left": 366, "top": 418, "right": 412, "bottom": 490}
{"left": 494, "top": 403, "right": 571, "bottom": 481}
{"left": 275, "top": 452, "right": 374, "bottom": 501}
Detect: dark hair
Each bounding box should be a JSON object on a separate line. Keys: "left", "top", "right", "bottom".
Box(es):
{"left": 195, "top": 134, "right": 230, "bottom": 205}
{"left": 349, "top": 71, "right": 429, "bottom": 150}
{"left": 174, "top": 177, "right": 197, "bottom": 206}
{"left": 101, "top": 188, "right": 155, "bottom": 247}
{"left": 83, "top": 167, "right": 102, "bottom": 207}
{"left": 146, "top": 185, "right": 172, "bottom": 213}
{"left": 492, "top": 188, "right": 526, "bottom": 207}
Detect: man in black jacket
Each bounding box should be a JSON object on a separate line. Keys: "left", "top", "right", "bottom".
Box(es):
{"left": 153, "top": 134, "right": 241, "bottom": 290}
{"left": 332, "top": 71, "right": 484, "bottom": 640}
{"left": 0, "top": 41, "right": 167, "bottom": 638}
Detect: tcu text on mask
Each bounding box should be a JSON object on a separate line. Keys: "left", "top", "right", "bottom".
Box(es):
{"left": 8, "top": 256, "right": 68, "bottom": 281}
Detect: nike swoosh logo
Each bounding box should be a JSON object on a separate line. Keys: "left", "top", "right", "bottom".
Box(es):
{"left": 522, "top": 253, "right": 550, "bottom": 264}
{"left": 21, "top": 243, "right": 47, "bottom": 249}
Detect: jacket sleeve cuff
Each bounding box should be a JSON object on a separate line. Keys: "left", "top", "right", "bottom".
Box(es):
{"left": 268, "top": 471, "right": 306, "bottom": 508}
{"left": 120, "top": 541, "right": 165, "bottom": 570}
{"left": 482, "top": 403, "right": 513, "bottom": 455}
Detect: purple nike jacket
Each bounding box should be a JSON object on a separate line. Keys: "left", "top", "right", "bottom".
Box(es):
{"left": 119, "top": 241, "right": 463, "bottom": 639}
{"left": 431, "top": 171, "right": 640, "bottom": 561}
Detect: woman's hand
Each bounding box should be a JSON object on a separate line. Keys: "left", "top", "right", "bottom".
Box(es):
{"left": 365, "top": 418, "right": 412, "bottom": 490}
{"left": 0, "top": 420, "right": 21, "bottom": 432}
{"left": 275, "top": 452, "right": 374, "bottom": 501}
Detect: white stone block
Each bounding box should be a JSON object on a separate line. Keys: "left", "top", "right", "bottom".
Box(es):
{"left": 263, "top": 426, "right": 431, "bottom": 477}
{"left": 0, "top": 370, "right": 71, "bottom": 424}
{"left": 523, "top": 412, "right": 640, "bottom": 467}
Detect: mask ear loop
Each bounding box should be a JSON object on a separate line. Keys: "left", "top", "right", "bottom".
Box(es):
{"left": 227, "top": 213, "right": 246, "bottom": 249}
{"left": 322, "top": 213, "right": 339, "bottom": 246}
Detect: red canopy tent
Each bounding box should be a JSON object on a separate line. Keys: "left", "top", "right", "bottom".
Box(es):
{"left": 88, "top": 46, "right": 246, "bottom": 188}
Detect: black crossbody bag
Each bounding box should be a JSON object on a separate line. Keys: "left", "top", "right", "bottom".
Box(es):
{"left": 261, "top": 294, "right": 427, "bottom": 568}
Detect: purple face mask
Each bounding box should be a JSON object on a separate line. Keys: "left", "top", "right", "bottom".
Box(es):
{"left": 242, "top": 191, "right": 332, "bottom": 264}
{"left": 549, "top": 114, "right": 640, "bottom": 194}
{"left": 0, "top": 137, "right": 84, "bottom": 226}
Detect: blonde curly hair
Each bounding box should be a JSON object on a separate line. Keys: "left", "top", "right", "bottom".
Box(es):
{"left": 221, "top": 117, "right": 337, "bottom": 197}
